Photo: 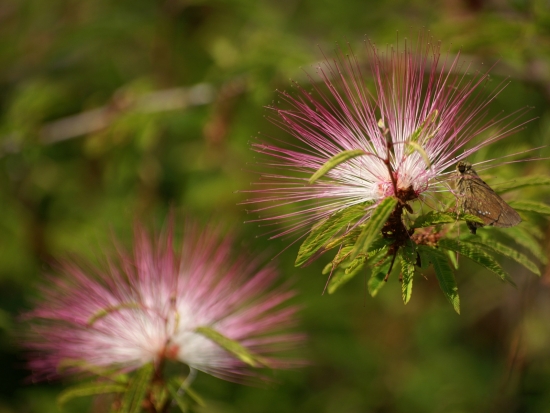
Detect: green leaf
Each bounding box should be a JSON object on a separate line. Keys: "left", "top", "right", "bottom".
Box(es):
{"left": 367, "top": 257, "right": 393, "bottom": 297}
{"left": 88, "top": 302, "right": 142, "bottom": 326}
{"left": 438, "top": 239, "right": 513, "bottom": 284}
{"left": 466, "top": 238, "right": 540, "bottom": 276}
{"left": 405, "top": 141, "right": 431, "bottom": 167}
{"left": 57, "top": 360, "right": 128, "bottom": 383}
{"left": 496, "top": 226, "right": 548, "bottom": 265}
{"left": 492, "top": 176, "right": 550, "bottom": 193}
{"left": 327, "top": 267, "right": 360, "bottom": 294}
{"left": 167, "top": 376, "right": 206, "bottom": 413}
{"left": 324, "top": 226, "right": 362, "bottom": 250}
{"left": 446, "top": 249, "right": 459, "bottom": 270}
{"left": 58, "top": 382, "right": 126, "bottom": 409}
{"left": 295, "top": 204, "right": 368, "bottom": 267}
{"left": 120, "top": 363, "right": 155, "bottom": 413}
{"left": 407, "top": 110, "right": 439, "bottom": 144}
{"left": 522, "top": 222, "right": 545, "bottom": 240}
{"left": 327, "top": 247, "right": 388, "bottom": 294}
{"left": 412, "top": 211, "right": 484, "bottom": 229}
{"left": 509, "top": 200, "right": 550, "bottom": 216}
{"left": 400, "top": 256, "right": 415, "bottom": 304}
{"left": 168, "top": 384, "right": 190, "bottom": 413}
{"left": 195, "top": 326, "right": 269, "bottom": 368}
{"left": 460, "top": 214, "right": 485, "bottom": 225}
{"left": 309, "top": 149, "right": 369, "bottom": 184}
{"left": 418, "top": 245, "right": 460, "bottom": 314}
{"left": 351, "top": 197, "right": 397, "bottom": 260}
{"left": 322, "top": 246, "right": 354, "bottom": 275}
{"left": 413, "top": 211, "right": 456, "bottom": 228}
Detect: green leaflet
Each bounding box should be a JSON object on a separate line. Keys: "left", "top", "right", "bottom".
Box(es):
{"left": 417, "top": 245, "right": 460, "bottom": 314}
{"left": 87, "top": 302, "right": 142, "bottom": 326}
{"left": 496, "top": 226, "right": 548, "bottom": 265}
{"left": 295, "top": 204, "right": 367, "bottom": 267}
{"left": 57, "top": 381, "right": 126, "bottom": 410}
{"left": 323, "top": 235, "right": 389, "bottom": 280}
{"left": 327, "top": 247, "right": 388, "bottom": 294}
{"left": 405, "top": 141, "right": 431, "bottom": 167}
{"left": 324, "top": 226, "right": 362, "bottom": 250}
{"left": 399, "top": 245, "right": 416, "bottom": 304}
{"left": 327, "top": 256, "right": 366, "bottom": 294}
{"left": 407, "top": 110, "right": 439, "bottom": 144}
{"left": 412, "top": 211, "right": 484, "bottom": 229}
{"left": 404, "top": 110, "right": 439, "bottom": 166}
{"left": 120, "top": 363, "right": 155, "bottom": 413}
{"left": 522, "top": 223, "right": 545, "bottom": 240}
{"left": 460, "top": 214, "right": 485, "bottom": 224}
{"left": 167, "top": 376, "right": 206, "bottom": 413}
{"left": 57, "top": 360, "right": 128, "bottom": 383}
{"left": 509, "top": 200, "right": 550, "bottom": 216}
{"left": 351, "top": 197, "right": 397, "bottom": 260}
{"left": 466, "top": 238, "right": 540, "bottom": 276}
{"left": 491, "top": 176, "right": 550, "bottom": 193}
{"left": 195, "top": 326, "right": 269, "bottom": 368}
{"left": 308, "top": 149, "right": 369, "bottom": 184}
{"left": 446, "top": 249, "right": 459, "bottom": 270}
{"left": 322, "top": 246, "right": 354, "bottom": 275}
{"left": 367, "top": 256, "right": 393, "bottom": 297}
{"left": 412, "top": 211, "right": 456, "bottom": 228}
{"left": 438, "top": 239, "right": 513, "bottom": 285}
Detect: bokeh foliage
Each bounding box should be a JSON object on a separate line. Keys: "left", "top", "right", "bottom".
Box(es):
{"left": 1, "top": 0, "right": 550, "bottom": 412}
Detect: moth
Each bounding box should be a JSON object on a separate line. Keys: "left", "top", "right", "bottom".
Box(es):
{"left": 454, "top": 161, "right": 521, "bottom": 234}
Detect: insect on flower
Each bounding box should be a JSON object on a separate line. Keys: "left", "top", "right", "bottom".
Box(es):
{"left": 454, "top": 161, "right": 521, "bottom": 234}
{"left": 242, "top": 32, "right": 530, "bottom": 244}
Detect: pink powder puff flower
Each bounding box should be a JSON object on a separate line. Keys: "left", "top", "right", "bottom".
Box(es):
{"left": 242, "top": 33, "right": 530, "bottom": 238}
{"left": 23, "top": 222, "right": 301, "bottom": 383}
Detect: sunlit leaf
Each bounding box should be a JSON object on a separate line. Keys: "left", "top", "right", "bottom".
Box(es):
{"left": 87, "top": 302, "right": 142, "bottom": 326}
{"left": 351, "top": 197, "right": 397, "bottom": 260}
{"left": 446, "top": 249, "right": 459, "bottom": 270}
{"left": 417, "top": 245, "right": 460, "bottom": 314}
{"left": 400, "top": 255, "right": 415, "bottom": 304}
{"left": 296, "top": 204, "right": 368, "bottom": 267}
{"left": 308, "top": 149, "right": 369, "bottom": 184}
{"left": 413, "top": 211, "right": 456, "bottom": 228}
{"left": 405, "top": 141, "right": 431, "bottom": 167}
{"left": 195, "top": 327, "right": 269, "bottom": 367}
{"left": 367, "top": 256, "right": 393, "bottom": 297}
{"left": 322, "top": 246, "right": 354, "bottom": 275}
{"left": 412, "top": 211, "right": 484, "bottom": 228}
{"left": 324, "top": 226, "right": 362, "bottom": 250}
{"left": 328, "top": 248, "right": 388, "bottom": 294}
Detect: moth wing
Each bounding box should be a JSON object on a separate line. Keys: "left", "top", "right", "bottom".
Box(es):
{"left": 462, "top": 179, "right": 521, "bottom": 227}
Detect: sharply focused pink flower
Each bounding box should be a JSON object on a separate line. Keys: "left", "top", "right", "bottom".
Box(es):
{"left": 242, "top": 33, "right": 529, "bottom": 238}
{"left": 23, "top": 222, "right": 301, "bottom": 382}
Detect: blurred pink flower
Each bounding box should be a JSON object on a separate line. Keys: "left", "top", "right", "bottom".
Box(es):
{"left": 243, "top": 33, "right": 529, "bottom": 238}
{"left": 24, "top": 222, "right": 301, "bottom": 382}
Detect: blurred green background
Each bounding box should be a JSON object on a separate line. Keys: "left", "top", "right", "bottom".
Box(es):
{"left": 2, "top": 0, "right": 550, "bottom": 412}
